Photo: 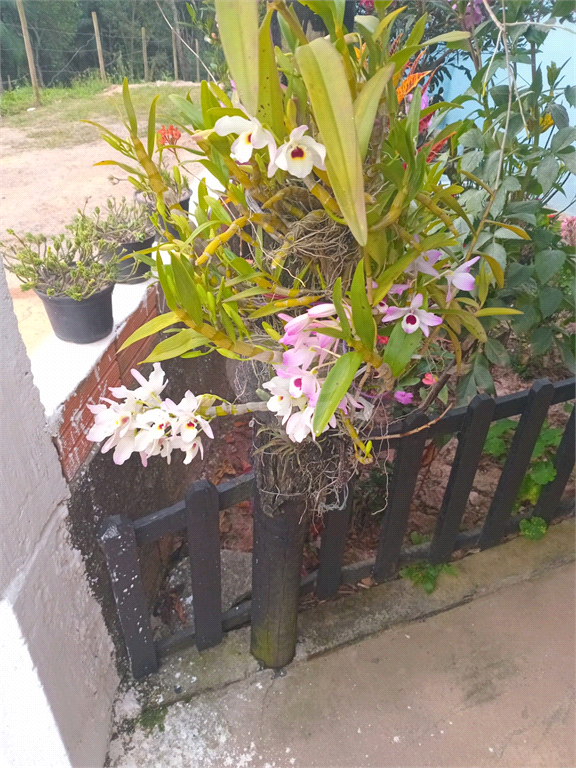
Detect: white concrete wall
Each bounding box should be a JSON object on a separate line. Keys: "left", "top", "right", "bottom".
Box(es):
{"left": 0, "top": 265, "right": 119, "bottom": 767}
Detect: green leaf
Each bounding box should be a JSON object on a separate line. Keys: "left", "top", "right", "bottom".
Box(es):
{"left": 549, "top": 102, "right": 569, "bottom": 129}
{"left": 350, "top": 261, "right": 375, "bottom": 350}
{"left": 118, "top": 312, "right": 179, "bottom": 351}
{"left": 535, "top": 250, "right": 566, "bottom": 285}
{"left": 531, "top": 326, "right": 554, "bottom": 356}
{"left": 551, "top": 127, "right": 576, "bottom": 153}
{"left": 312, "top": 351, "right": 363, "bottom": 435}
{"left": 122, "top": 78, "right": 137, "bottom": 135}
{"left": 354, "top": 63, "right": 394, "bottom": 161}
{"left": 539, "top": 286, "right": 563, "bottom": 318}
{"left": 372, "top": 6, "right": 406, "bottom": 42}
{"left": 170, "top": 94, "right": 204, "bottom": 129}
{"left": 475, "top": 307, "right": 522, "bottom": 317}
{"left": 423, "top": 30, "right": 470, "bottom": 46}
{"left": 257, "top": 9, "right": 285, "bottom": 138}
{"left": 296, "top": 38, "right": 367, "bottom": 245}
{"left": 519, "top": 516, "right": 547, "bottom": 541}
{"left": 147, "top": 94, "right": 160, "bottom": 158}
{"left": 141, "top": 329, "right": 207, "bottom": 363}
{"left": 536, "top": 154, "right": 560, "bottom": 195}
{"left": 215, "top": 0, "right": 260, "bottom": 115}
{"left": 332, "top": 277, "right": 352, "bottom": 340}
{"left": 484, "top": 337, "right": 510, "bottom": 366}
{"left": 530, "top": 461, "right": 557, "bottom": 486}
{"left": 171, "top": 256, "right": 203, "bottom": 325}
{"left": 383, "top": 324, "right": 422, "bottom": 377}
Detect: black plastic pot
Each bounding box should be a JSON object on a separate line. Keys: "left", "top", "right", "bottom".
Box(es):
{"left": 104, "top": 234, "right": 155, "bottom": 284}
{"left": 35, "top": 284, "right": 115, "bottom": 344}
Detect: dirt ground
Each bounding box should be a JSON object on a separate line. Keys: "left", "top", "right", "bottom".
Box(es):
{"left": 0, "top": 82, "right": 203, "bottom": 351}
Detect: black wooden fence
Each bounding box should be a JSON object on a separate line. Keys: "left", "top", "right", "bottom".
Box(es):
{"left": 99, "top": 377, "right": 575, "bottom": 678}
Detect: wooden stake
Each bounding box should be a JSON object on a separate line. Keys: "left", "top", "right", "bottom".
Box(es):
{"left": 92, "top": 11, "right": 106, "bottom": 83}
{"left": 15, "top": 0, "right": 41, "bottom": 106}
{"left": 195, "top": 38, "right": 200, "bottom": 82}
{"left": 172, "top": 29, "right": 179, "bottom": 80}
{"left": 141, "top": 26, "right": 149, "bottom": 82}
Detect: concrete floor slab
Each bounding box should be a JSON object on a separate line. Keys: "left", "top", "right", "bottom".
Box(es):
{"left": 108, "top": 561, "right": 575, "bottom": 768}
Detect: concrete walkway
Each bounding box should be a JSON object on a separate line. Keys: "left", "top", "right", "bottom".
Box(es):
{"left": 109, "top": 562, "right": 575, "bottom": 768}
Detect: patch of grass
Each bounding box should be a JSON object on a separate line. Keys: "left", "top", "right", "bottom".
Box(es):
{"left": 400, "top": 561, "right": 457, "bottom": 593}
{"left": 2, "top": 77, "right": 200, "bottom": 148}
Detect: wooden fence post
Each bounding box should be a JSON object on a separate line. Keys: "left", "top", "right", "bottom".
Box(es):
{"left": 92, "top": 11, "right": 107, "bottom": 83}
{"left": 99, "top": 515, "right": 158, "bottom": 678}
{"left": 315, "top": 483, "right": 353, "bottom": 600}
{"left": 141, "top": 27, "right": 149, "bottom": 82}
{"left": 186, "top": 479, "right": 223, "bottom": 650}
{"left": 250, "top": 488, "right": 308, "bottom": 668}
{"left": 172, "top": 29, "right": 179, "bottom": 81}
{"left": 15, "top": 0, "right": 41, "bottom": 106}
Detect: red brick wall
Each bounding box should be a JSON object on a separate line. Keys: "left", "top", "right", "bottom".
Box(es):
{"left": 54, "top": 285, "right": 160, "bottom": 481}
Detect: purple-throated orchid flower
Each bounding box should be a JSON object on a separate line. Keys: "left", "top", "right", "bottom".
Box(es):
{"left": 445, "top": 256, "right": 480, "bottom": 301}
{"left": 409, "top": 250, "right": 442, "bottom": 278}
{"left": 268, "top": 126, "right": 326, "bottom": 179}
{"left": 381, "top": 293, "right": 443, "bottom": 336}
{"left": 214, "top": 113, "right": 276, "bottom": 164}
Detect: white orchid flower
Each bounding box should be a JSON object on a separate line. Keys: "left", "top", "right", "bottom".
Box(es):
{"left": 214, "top": 113, "right": 276, "bottom": 163}
{"left": 268, "top": 126, "right": 326, "bottom": 179}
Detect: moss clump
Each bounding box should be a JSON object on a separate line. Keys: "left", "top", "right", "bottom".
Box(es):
{"left": 138, "top": 707, "right": 167, "bottom": 734}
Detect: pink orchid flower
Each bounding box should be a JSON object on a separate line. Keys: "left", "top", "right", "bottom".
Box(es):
{"left": 445, "top": 256, "right": 480, "bottom": 301}
{"left": 409, "top": 250, "right": 442, "bottom": 278}
{"left": 381, "top": 293, "right": 443, "bottom": 336}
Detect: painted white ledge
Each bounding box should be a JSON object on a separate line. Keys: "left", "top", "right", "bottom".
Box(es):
{"left": 30, "top": 279, "right": 154, "bottom": 422}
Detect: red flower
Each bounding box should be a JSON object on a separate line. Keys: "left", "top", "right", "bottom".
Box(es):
{"left": 158, "top": 125, "right": 181, "bottom": 147}
{"left": 360, "top": 0, "right": 375, "bottom": 10}
{"left": 377, "top": 335, "right": 390, "bottom": 345}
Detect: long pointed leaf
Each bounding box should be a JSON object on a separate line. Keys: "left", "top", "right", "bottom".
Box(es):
{"left": 296, "top": 38, "right": 367, "bottom": 245}
{"left": 354, "top": 63, "right": 394, "bottom": 160}
{"left": 119, "top": 312, "right": 179, "bottom": 351}
{"left": 215, "top": 0, "right": 259, "bottom": 115}
{"left": 257, "top": 9, "right": 285, "bottom": 138}
{"left": 312, "top": 351, "right": 363, "bottom": 435}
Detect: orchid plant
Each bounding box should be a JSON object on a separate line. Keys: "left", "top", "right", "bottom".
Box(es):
{"left": 88, "top": 0, "right": 523, "bottom": 466}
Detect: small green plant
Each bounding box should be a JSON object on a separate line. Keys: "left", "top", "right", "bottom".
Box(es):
{"left": 1, "top": 224, "right": 118, "bottom": 300}
{"left": 409, "top": 531, "right": 431, "bottom": 546}
{"left": 88, "top": 198, "right": 153, "bottom": 247}
{"left": 519, "top": 516, "right": 548, "bottom": 541}
{"left": 483, "top": 418, "right": 564, "bottom": 508}
{"left": 400, "top": 562, "right": 457, "bottom": 594}
{"left": 138, "top": 706, "right": 167, "bottom": 734}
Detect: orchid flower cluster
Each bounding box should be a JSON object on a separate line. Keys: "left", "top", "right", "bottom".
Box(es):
{"left": 87, "top": 364, "right": 214, "bottom": 466}
{"left": 214, "top": 113, "right": 326, "bottom": 180}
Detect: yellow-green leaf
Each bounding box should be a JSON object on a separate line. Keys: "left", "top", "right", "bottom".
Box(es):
{"left": 119, "top": 312, "right": 179, "bottom": 351}
{"left": 257, "top": 9, "right": 285, "bottom": 138}
{"left": 296, "top": 38, "right": 367, "bottom": 245}
{"left": 215, "top": 0, "right": 259, "bottom": 115}
{"left": 312, "top": 351, "right": 363, "bottom": 435}
{"left": 485, "top": 220, "right": 531, "bottom": 240}
{"left": 122, "top": 78, "right": 137, "bottom": 135}
{"left": 475, "top": 307, "right": 523, "bottom": 317}
{"left": 354, "top": 63, "right": 394, "bottom": 161}
{"left": 141, "top": 329, "right": 207, "bottom": 363}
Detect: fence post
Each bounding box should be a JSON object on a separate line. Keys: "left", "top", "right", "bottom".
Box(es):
{"left": 141, "top": 27, "right": 149, "bottom": 82}
{"left": 429, "top": 393, "right": 495, "bottom": 564}
{"left": 373, "top": 411, "right": 429, "bottom": 582}
{"left": 172, "top": 29, "right": 179, "bottom": 80}
{"left": 186, "top": 479, "right": 223, "bottom": 650}
{"left": 315, "top": 482, "right": 353, "bottom": 600}
{"left": 99, "top": 515, "right": 158, "bottom": 678}
{"left": 250, "top": 488, "right": 308, "bottom": 668}
{"left": 15, "top": 0, "right": 41, "bottom": 106}
{"left": 479, "top": 378, "right": 555, "bottom": 550}
{"left": 92, "top": 11, "right": 107, "bottom": 83}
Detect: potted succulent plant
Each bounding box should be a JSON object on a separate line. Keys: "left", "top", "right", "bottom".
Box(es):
{"left": 90, "top": 198, "right": 156, "bottom": 283}
{"left": 2, "top": 226, "right": 118, "bottom": 344}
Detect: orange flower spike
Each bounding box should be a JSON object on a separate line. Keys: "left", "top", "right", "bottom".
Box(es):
{"left": 396, "top": 71, "right": 431, "bottom": 103}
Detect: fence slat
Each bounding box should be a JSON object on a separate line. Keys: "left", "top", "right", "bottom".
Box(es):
{"left": 533, "top": 407, "right": 575, "bottom": 523}
{"left": 479, "top": 378, "right": 555, "bottom": 550}
{"left": 316, "top": 482, "right": 354, "bottom": 600}
{"left": 429, "top": 393, "right": 495, "bottom": 564}
{"left": 186, "top": 479, "right": 223, "bottom": 650}
{"left": 99, "top": 515, "right": 158, "bottom": 679}
{"left": 373, "top": 411, "right": 429, "bottom": 582}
